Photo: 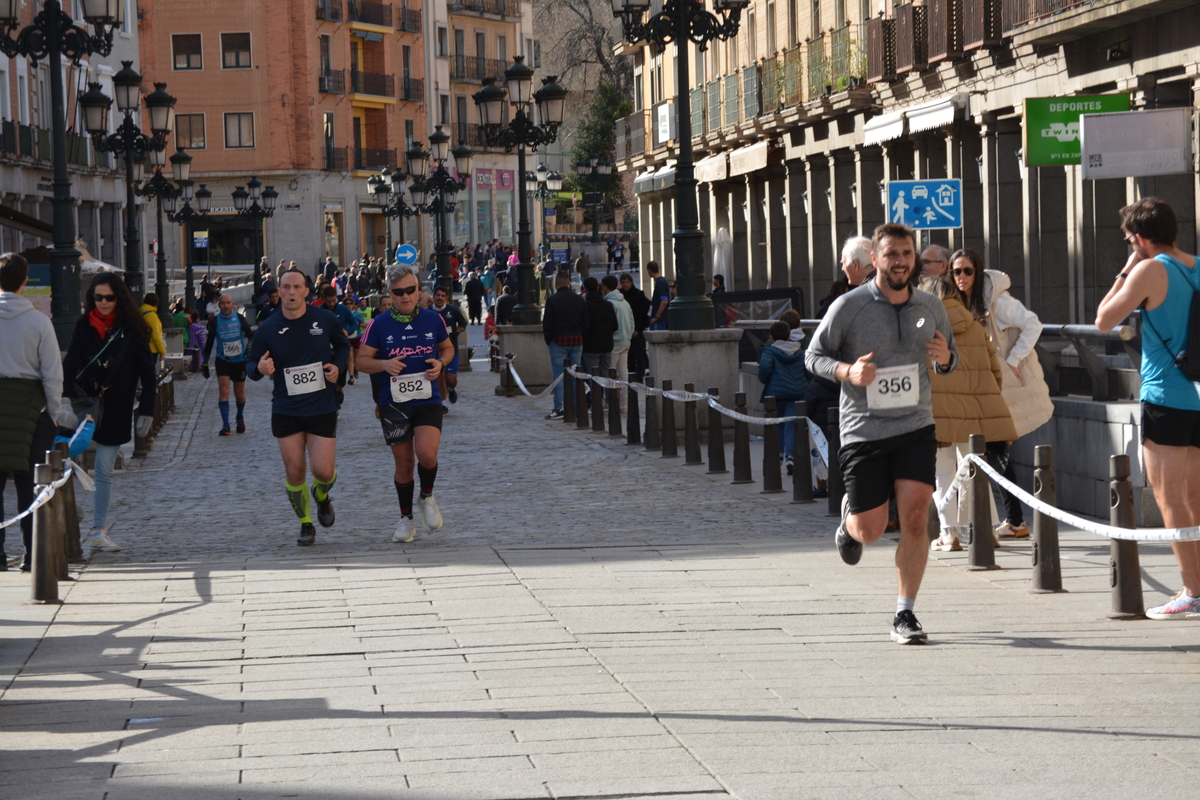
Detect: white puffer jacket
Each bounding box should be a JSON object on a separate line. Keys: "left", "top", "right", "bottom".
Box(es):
{"left": 982, "top": 269, "right": 1054, "bottom": 438}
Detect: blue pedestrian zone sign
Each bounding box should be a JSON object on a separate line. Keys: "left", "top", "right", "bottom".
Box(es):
{"left": 394, "top": 244, "right": 418, "bottom": 265}
{"left": 887, "top": 179, "right": 963, "bottom": 230}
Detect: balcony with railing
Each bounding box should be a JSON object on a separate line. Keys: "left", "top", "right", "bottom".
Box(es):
{"left": 355, "top": 147, "right": 397, "bottom": 170}
{"left": 400, "top": 75, "right": 424, "bottom": 101}
{"left": 690, "top": 88, "right": 706, "bottom": 137}
{"left": 0, "top": 120, "right": 16, "bottom": 155}
{"left": 706, "top": 79, "right": 721, "bottom": 134}
{"left": 348, "top": 0, "right": 393, "bottom": 27}
{"left": 325, "top": 146, "right": 349, "bottom": 171}
{"left": 627, "top": 111, "right": 648, "bottom": 158}
{"left": 398, "top": 7, "right": 421, "bottom": 31}
{"left": 741, "top": 65, "right": 761, "bottom": 120}
{"left": 723, "top": 73, "right": 739, "bottom": 127}
{"left": 1, "top": 120, "right": 114, "bottom": 169}
{"left": 828, "top": 24, "right": 863, "bottom": 92}
{"left": 927, "top": 0, "right": 962, "bottom": 62}
{"left": 866, "top": 16, "right": 897, "bottom": 83}
{"left": 807, "top": 34, "right": 828, "bottom": 100}
{"left": 319, "top": 69, "right": 347, "bottom": 94}
{"left": 783, "top": 47, "right": 803, "bottom": 106}
{"left": 967, "top": 0, "right": 1003, "bottom": 47}
{"left": 895, "top": 3, "right": 929, "bottom": 74}
{"left": 450, "top": 55, "right": 506, "bottom": 83}
{"left": 762, "top": 56, "right": 781, "bottom": 113}
{"left": 615, "top": 116, "right": 629, "bottom": 161}
{"left": 448, "top": 0, "right": 519, "bottom": 19}
{"left": 351, "top": 70, "right": 396, "bottom": 97}
{"left": 317, "top": 0, "right": 344, "bottom": 21}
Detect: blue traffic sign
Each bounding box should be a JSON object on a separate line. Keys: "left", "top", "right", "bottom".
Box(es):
{"left": 886, "top": 179, "right": 962, "bottom": 230}
{"left": 394, "top": 244, "right": 418, "bottom": 265}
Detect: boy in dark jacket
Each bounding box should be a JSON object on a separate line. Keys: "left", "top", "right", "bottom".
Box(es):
{"left": 758, "top": 320, "right": 809, "bottom": 474}
{"left": 581, "top": 276, "right": 617, "bottom": 377}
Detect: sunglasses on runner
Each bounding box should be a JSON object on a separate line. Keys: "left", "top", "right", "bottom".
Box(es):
{"left": 93, "top": 293, "right": 117, "bottom": 302}
{"left": 391, "top": 286, "right": 418, "bottom": 296}
{"left": 951, "top": 267, "right": 975, "bottom": 277}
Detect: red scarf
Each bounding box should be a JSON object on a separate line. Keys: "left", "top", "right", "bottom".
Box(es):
{"left": 88, "top": 308, "right": 117, "bottom": 339}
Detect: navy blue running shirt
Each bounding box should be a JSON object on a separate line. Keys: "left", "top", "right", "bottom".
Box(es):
{"left": 361, "top": 308, "right": 449, "bottom": 407}
{"left": 247, "top": 306, "right": 350, "bottom": 416}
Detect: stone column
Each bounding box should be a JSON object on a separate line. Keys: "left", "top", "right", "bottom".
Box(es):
{"left": 854, "top": 146, "right": 886, "bottom": 237}
{"left": 765, "top": 169, "right": 788, "bottom": 289}
{"left": 805, "top": 157, "right": 832, "bottom": 296}
{"left": 783, "top": 160, "right": 812, "bottom": 313}
{"left": 729, "top": 179, "right": 749, "bottom": 290}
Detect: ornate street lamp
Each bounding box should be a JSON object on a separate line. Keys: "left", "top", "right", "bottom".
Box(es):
{"left": 369, "top": 166, "right": 423, "bottom": 263}
{"left": 473, "top": 60, "right": 568, "bottom": 325}
{"left": 163, "top": 173, "right": 210, "bottom": 312}
{"left": 404, "top": 126, "right": 472, "bottom": 292}
{"left": 136, "top": 147, "right": 192, "bottom": 327}
{"left": 530, "top": 164, "right": 562, "bottom": 261}
{"left": 229, "top": 178, "right": 276, "bottom": 302}
{"left": 610, "top": 0, "right": 746, "bottom": 329}
{"left": 576, "top": 153, "right": 613, "bottom": 245}
{"left": 2, "top": 1, "right": 123, "bottom": 345}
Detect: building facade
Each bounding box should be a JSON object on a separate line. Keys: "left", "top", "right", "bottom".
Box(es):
{"left": 616, "top": 0, "right": 1200, "bottom": 323}
{"left": 139, "top": 0, "right": 427, "bottom": 280}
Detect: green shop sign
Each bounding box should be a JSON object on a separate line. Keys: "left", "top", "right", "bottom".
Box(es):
{"left": 1024, "top": 95, "right": 1130, "bottom": 167}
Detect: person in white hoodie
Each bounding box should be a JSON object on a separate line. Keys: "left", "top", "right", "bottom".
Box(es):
{"left": 601, "top": 275, "right": 634, "bottom": 410}
{"left": 0, "top": 253, "right": 63, "bottom": 572}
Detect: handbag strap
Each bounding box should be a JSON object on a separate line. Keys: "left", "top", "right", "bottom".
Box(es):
{"left": 77, "top": 328, "right": 132, "bottom": 395}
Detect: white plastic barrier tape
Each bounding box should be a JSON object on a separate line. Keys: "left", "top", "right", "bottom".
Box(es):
{"left": 499, "top": 356, "right": 563, "bottom": 399}
{"left": 0, "top": 463, "right": 78, "bottom": 530}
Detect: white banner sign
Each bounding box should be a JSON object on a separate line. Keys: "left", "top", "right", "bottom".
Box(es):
{"left": 1081, "top": 108, "right": 1192, "bottom": 180}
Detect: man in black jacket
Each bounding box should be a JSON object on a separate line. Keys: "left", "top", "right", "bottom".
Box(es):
{"left": 581, "top": 276, "right": 617, "bottom": 378}
{"left": 619, "top": 273, "right": 650, "bottom": 381}
{"left": 541, "top": 272, "right": 588, "bottom": 420}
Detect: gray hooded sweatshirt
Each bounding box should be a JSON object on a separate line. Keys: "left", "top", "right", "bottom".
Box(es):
{"left": 0, "top": 292, "right": 63, "bottom": 422}
{"left": 805, "top": 279, "right": 958, "bottom": 444}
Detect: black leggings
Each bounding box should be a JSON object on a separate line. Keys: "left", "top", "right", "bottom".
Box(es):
{"left": 986, "top": 441, "right": 1025, "bottom": 527}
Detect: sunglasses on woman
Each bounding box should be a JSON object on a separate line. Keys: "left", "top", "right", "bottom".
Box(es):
{"left": 93, "top": 293, "right": 117, "bottom": 302}
{"left": 391, "top": 285, "right": 418, "bottom": 296}
{"left": 952, "top": 267, "right": 975, "bottom": 277}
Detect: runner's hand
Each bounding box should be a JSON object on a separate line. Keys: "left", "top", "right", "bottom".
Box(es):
{"left": 201, "top": 363, "right": 210, "bottom": 379}
{"left": 258, "top": 351, "right": 275, "bottom": 376}
{"left": 926, "top": 330, "right": 950, "bottom": 368}
{"left": 384, "top": 357, "right": 406, "bottom": 376}
{"left": 323, "top": 363, "right": 340, "bottom": 383}
{"left": 424, "top": 358, "right": 443, "bottom": 380}
{"left": 846, "top": 352, "right": 876, "bottom": 387}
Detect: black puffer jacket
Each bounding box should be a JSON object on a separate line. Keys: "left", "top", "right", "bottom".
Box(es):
{"left": 582, "top": 291, "right": 617, "bottom": 354}
{"left": 62, "top": 320, "right": 157, "bottom": 447}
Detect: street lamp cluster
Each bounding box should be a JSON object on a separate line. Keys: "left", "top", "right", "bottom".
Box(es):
{"left": 609, "top": 0, "right": 747, "bottom": 330}
{"left": 576, "top": 154, "right": 613, "bottom": 244}
{"left": 527, "top": 164, "right": 563, "bottom": 260}
{"left": 231, "top": 177, "right": 279, "bottom": 302}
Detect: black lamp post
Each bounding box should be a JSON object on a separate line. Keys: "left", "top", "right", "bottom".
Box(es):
{"left": 473, "top": 58, "right": 568, "bottom": 325}
{"left": 576, "top": 153, "right": 612, "bottom": 245}
{"left": 82, "top": 64, "right": 177, "bottom": 303}
{"left": 405, "top": 125, "right": 472, "bottom": 293}
{"left": 136, "top": 148, "right": 192, "bottom": 327}
{"left": 230, "top": 177, "right": 278, "bottom": 302}
{"left": 163, "top": 177, "right": 211, "bottom": 313}
{"left": 530, "top": 164, "right": 562, "bottom": 261}
{"left": 368, "top": 166, "right": 422, "bottom": 265}
{"left": 610, "top": 0, "right": 747, "bottom": 330}
{"left": 1, "top": 0, "right": 123, "bottom": 346}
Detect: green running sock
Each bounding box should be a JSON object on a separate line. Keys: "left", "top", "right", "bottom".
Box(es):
{"left": 286, "top": 482, "right": 312, "bottom": 523}
{"left": 313, "top": 469, "right": 337, "bottom": 503}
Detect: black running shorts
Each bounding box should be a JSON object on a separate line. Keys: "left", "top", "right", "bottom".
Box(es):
{"left": 215, "top": 359, "right": 247, "bottom": 382}
{"left": 1142, "top": 401, "right": 1200, "bottom": 449}
{"left": 271, "top": 411, "right": 339, "bottom": 440}
{"left": 379, "top": 402, "right": 443, "bottom": 446}
{"left": 838, "top": 424, "right": 937, "bottom": 514}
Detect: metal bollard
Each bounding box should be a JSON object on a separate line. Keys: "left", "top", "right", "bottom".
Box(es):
{"left": 56, "top": 442, "right": 83, "bottom": 563}
{"left": 791, "top": 401, "right": 814, "bottom": 504}
{"left": 591, "top": 369, "right": 605, "bottom": 432}
{"left": 27, "top": 463, "right": 60, "bottom": 605}
{"left": 660, "top": 380, "right": 678, "bottom": 457}
{"left": 825, "top": 408, "right": 843, "bottom": 516}
{"left": 576, "top": 371, "right": 589, "bottom": 430}
{"left": 683, "top": 383, "right": 702, "bottom": 465}
{"left": 965, "top": 434, "right": 999, "bottom": 571}
{"left": 761, "top": 397, "right": 785, "bottom": 493}
{"left": 643, "top": 376, "right": 660, "bottom": 450}
{"left": 626, "top": 372, "right": 641, "bottom": 445}
{"left": 607, "top": 369, "right": 622, "bottom": 436}
{"left": 1108, "top": 454, "right": 1144, "bottom": 618}
{"left": 490, "top": 342, "right": 499, "bottom": 372}
{"left": 706, "top": 386, "right": 727, "bottom": 474}
{"left": 1030, "top": 445, "right": 1064, "bottom": 593}
{"left": 562, "top": 360, "right": 575, "bottom": 424}
{"left": 46, "top": 449, "right": 71, "bottom": 582}
{"left": 732, "top": 392, "right": 754, "bottom": 485}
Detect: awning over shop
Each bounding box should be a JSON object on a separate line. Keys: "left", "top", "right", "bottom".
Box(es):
{"left": 728, "top": 141, "right": 769, "bottom": 177}
{"left": 907, "top": 93, "right": 968, "bottom": 134}
{"left": 633, "top": 169, "right": 657, "bottom": 195}
{"left": 863, "top": 112, "right": 906, "bottom": 146}
{"left": 694, "top": 152, "right": 728, "bottom": 183}
{"left": 0, "top": 203, "right": 54, "bottom": 241}
{"left": 633, "top": 164, "right": 677, "bottom": 194}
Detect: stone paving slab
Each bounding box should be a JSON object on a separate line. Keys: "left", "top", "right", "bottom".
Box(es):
{"left": 2, "top": 358, "right": 1200, "bottom": 799}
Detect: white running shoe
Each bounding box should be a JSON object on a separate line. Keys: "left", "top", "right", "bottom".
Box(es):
{"left": 87, "top": 529, "right": 121, "bottom": 552}
{"left": 393, "top": 516, "right": 417, "bottom": 543}
{"left": 418, "top": 494, "right": 443, "bottom": 530}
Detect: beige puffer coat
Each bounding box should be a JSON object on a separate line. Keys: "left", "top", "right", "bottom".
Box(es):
{"left": 928, "top": 296, "right": 1018, "bottom": 447}
{"left": 981, "top": 269, "right": 1054, "bottom": 438}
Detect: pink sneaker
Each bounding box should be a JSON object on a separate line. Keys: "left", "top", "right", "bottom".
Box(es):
{"left": 1146, "top": 590, "right": 1200, "bottom": 620}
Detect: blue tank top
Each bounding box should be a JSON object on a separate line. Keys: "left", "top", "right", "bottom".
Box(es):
{"left": 214, "top": 312, "right": 246, "bottom": 363}
{"left": 1141, "top": 254, "right": 1200, "bottom": 411}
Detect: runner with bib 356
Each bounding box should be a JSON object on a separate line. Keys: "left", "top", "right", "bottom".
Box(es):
{"left": 246, "top": 269, "right": 350, "bottom": 546}
{"left": 806, "top": 223, "right": 959, "bottom": 644}
{"left": 357, "top": 265, "right": 455, "bottom": 544}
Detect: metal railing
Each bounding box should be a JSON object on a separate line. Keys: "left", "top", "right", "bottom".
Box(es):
{"left": 742, "top": 64, "right": 760, "bottom": 119}
{"left": 351, "top": 70, "right": 396, "bottom": 97}
{"left": 706, "top": 79, "right": 721, "bottom": 133}
{"left": 628, "top": 110, "right": 647, "bottom": 157}
{"left": 324, "top": 146, "right": 349, "bottom": 171}
{"left": 927, "top": 0, "right": 962, "bottom": 62}
{"left": 807, "top": 33, "right": 828, "bottom": 100}
{"left": 448, "top": 0, "right": 519, "bottom": 17}
{"left": 0, "top": 119, "right": 16, "bottom": 154}
{"left": 355, "top": 147, "right": 397, "bottom": 170}
{"left": 400, "top": 75, "right": 424, "bottom": 101}
{"left": 317, "top": 0, "right": 344, "bottom": 21}
{"left": 782, "top": 47, "right": 804, "bottom": 105}
{"left": 895, "top": 3, "right": 929, "bottom": 73}
{"left": 398, "top": 7, "right": 421, "bottom": 31}
{"left": 762, "top": 56, "right": 781, "bottom": 112}
{"left": 723, "top": 73, "right": 739, "bottom": 127}
{"left": 348, "top": 0, "right": 392, "bottom": 26}
{"left": 319, "top": 69, "right": 347, "bottom": 94}
{"left": 828, "top": 24, "right": 858, "bottom": 92}
{"left": 1036, "top": 322, "right": 1139, "bottom": 402}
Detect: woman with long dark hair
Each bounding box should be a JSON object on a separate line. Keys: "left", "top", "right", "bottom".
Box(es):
{"left": 62, "top": 272, "right": 157, "bottom": 553}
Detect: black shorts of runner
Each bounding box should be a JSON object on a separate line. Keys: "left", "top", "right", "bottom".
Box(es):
{"left": 271, "top": 411, "right": 339, "bottom": 440}
{"left": 838, "top": 424, "right": 937, "bottom": 514}
{"left": 215, "top": 359, "right": 247, "bottom": 382}
{"left": 379, "top": 402, "right": 443, "bottom": 446}
{"left": 1142, "top": 401, "right": 1200, "bottom": 448}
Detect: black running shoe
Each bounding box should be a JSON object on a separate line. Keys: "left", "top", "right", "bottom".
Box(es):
{"left": 235, "top": 419, "right": 246, "bottom": 434}
{"left": 834, "top": 494, "right": 862, "bottom": 565}
{"left": 297, "top": 523, "right": 316, "bottom": 546}
{"left": 311, "top": 487, "right": 335, "bottom": 528}
{"left": 891, "top": 609, "right": 929, "bottom": 644}
{"left": 218, "top": 428, "right": 231, "bottom": 436}
{"left": 449, "top": 389, "right": 458, "bottom": 404}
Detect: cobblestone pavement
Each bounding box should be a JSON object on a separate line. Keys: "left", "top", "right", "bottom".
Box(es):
{"left": 2, "top": 347, "right": 1199, "bottom": 800}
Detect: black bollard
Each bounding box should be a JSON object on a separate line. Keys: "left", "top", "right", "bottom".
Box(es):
{"left": 706, "top": 386, "right": 727, "bottom": 474}
{"left": 660, "top": 380, "right": 679, "bottom": 457}
{"left": 46, "top": 449, "right": 71, "bottom": 582}
{"left": 27, "top": 463, "right": 60, "bottom": 605}
{"left": 761, "top": 397, "right": 785, "bottom": 493}
{"left": 1030, "top": 445, "right": 1064, "bottom": 594}
{"left": 591, "top": 369, "right": 605, "bottom": 432}
{"left": 576, "top": 371, "right": 589, "bottom": 430}
{"left": 683, "top": 383, "right": 703, "bottom": 465}
{"left": 643, "top": 376, "right": 661, "bottom": 450}
{"left": 965, "top": 434, "right": 999, "bottom": 571}
{"left": 732, "top": 392, "right": 754, "bottom": 485}
{"left": 608, "top": 369, "right": 622, "bottom": 436}
{"left": 1108, "top": 454, "right": 1144, "bottom": 619}
{"left": 563, "top": 360, "right": 575, "bottom": 424}
{"left": 791, "top": 401, "right": 814, "bottom": 504}
{"left": 626, "top": 372, "right": 641, "bottom": 445}
{"left": 826, "top": 408, "right": 843, "bottom": 516}
{"left": 56, "top": 442, "right": 83, "bottom": 563}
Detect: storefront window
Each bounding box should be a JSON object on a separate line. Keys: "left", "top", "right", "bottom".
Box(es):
{"left": 496, "top": 192, "right": 513, "bottom": 243}
{"left": 476, "top": 198, "right": 492, "bottom": 244}
{"left": 324, "top": 211, "right": 343, "bottom": 264}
